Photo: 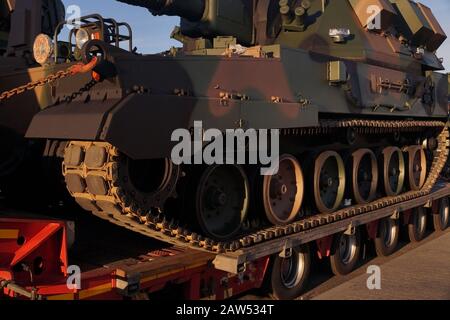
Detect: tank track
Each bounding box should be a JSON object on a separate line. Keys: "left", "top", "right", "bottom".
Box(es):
{"left": 63, "top": 119, "right": 449, "bottom": 253}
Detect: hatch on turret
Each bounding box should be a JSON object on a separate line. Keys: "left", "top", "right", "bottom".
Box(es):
{"left": 390, "top": 0, "right": 446, "bottom": 51}
{"left": 348, "top": 0, "right": 398, "bottom": 31}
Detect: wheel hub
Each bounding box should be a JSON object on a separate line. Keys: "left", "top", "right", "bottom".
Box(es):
{"left": 362, "top": 172, "right": 370, "bottom": 181}
{"left": 270, "top": 179, "right": 289, "bottom": 198}
{"left": 207, "top": 187, "right": 228, "bottom": 208}
{"left": 326, "top": 176, "right": 334, "bottom": 188}
{"left": 390, "top": 167, "right": 397, "bottom": 176}
{"left": 414, "top": 164, "right": 420, "bottom": 172}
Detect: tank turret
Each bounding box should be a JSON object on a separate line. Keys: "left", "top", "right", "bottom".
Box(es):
{"left": 117, "top": 0, "right": 447, "bottom": 72}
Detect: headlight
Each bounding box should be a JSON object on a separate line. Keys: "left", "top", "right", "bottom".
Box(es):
{"left": 75, "top": 28, "right": 90, "bottom": 49}
{"left": 329, "top": 28, "right": 351, "bottom": 43}
{"left": 33, "top": 34, "right": 53, "bottom": 65}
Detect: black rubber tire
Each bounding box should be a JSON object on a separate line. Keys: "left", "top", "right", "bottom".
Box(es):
{"left": 433, "top": 197, "right": 450, "bottom": 231}
{"left": 330, "top": 229, "right": 361, "bottom": 276}
{"left": 408, "top": 207, "right": 427, "bottom": 242}
{"left": 374, "top": 217, "right": 400, "bottom": 257}
{"left": 270, "top": 244, "right": 311, "bottom": 300}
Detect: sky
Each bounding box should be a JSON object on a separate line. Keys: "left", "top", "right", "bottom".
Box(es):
{"left": 61, "top": 0, "right": 450, "bottom": 72}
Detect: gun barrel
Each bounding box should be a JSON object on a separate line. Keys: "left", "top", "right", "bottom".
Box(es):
{"left": 116, "top": 0, "right": 205, "bottom": 21}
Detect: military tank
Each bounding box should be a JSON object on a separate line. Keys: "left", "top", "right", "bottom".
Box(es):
{"left": 26, "top": 0, "right": 448, "bottom": 251}
{"left": 0, "top": 1, "right": 133, "bottom": 206}
{"left": 0, "top": 0, "right": 66, "bottom": 203}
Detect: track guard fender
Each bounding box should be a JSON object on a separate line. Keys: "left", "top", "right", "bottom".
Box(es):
{"left": 100, "top": 94, "right": 241, "bottom": 159}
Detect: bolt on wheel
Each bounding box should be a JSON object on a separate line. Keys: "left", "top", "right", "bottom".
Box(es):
{"left": 382, "top": 147, "right": 405, "bottom": 196}
{"left": 351, "top": 149, "right": 378, "bottom": 204}
{"left": 262, "top": 154, "right": 304, "bottom": 225}
{"left": 314, "top": 151, "right": 346, "bottom": 213}
{"left": 196, "top": 165, "right": 249, "bottom": 240}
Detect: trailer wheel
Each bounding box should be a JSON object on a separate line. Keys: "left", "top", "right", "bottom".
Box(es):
{"left": 408, "top": 207, "right": 427, "bottom": 242}
{"left": 433, "top": 197, "right": 449, "bottom": 231}
{"left": 330, "top": 229, "right": 361, "bottom": 276}
{"left": 270, "top": 244, "right": 311, "bottom": 300}
{"left": 374, "top": 217, "right": 399, "bottom": 257}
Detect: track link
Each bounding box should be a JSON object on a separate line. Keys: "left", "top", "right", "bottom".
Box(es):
{"left": 63, "top": 120, "right": 449, "bottom": 253}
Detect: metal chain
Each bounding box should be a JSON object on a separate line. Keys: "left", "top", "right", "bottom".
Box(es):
{"left": 0, "top": 69, "right": 73, "bottom": 102}
{"left": 64, "top": 79, "right": 98, "bottom": 103}
{"left": 0, "top": 57, "right": 98, "bottom": 103}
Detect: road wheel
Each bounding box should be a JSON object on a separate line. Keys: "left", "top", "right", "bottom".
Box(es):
{"left": 262, "top": 154, "right": 304, "bottom": 225}
{"left": 351, "top": 149, "right": 378, "bottom": 204}
{"left": 405, "top": 146, "right": 427, "bottom": 191}
{"left": 313, "top": 151, "right": 346, "bottom": 213}
{"left": 433, "top": 197, "right": 449, "bottom": 231}
{"left": 270, "top": 244, "right": 311, "bottom": 300}
{"left": 330, "top": 229, "right": 361, "bottom": 276}
{"left": 374, "top": 217, "right": 399, "bottom": 257}
{"left": 382, "top": 147, "right": 405, "bottom": 196}
{"left": 195, "top": 165, "right": 249, "bottom": 240}
{"left": 408, "top": 207, "right": 427, "bottom": 242}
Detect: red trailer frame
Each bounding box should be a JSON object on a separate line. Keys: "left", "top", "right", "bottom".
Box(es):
{"left": 0, "top": 217, "right": 269, "bottom": 300}
{"left": 1, "top": 182, "right": 449, "bottom": 300}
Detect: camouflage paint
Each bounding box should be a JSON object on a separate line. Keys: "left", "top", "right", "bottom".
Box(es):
{"left": 24, "top": 0, "right": 448, "bottom": 161}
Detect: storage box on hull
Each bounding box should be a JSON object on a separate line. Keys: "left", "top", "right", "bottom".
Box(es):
{"left": 390, "top": 0, "right": 446, "bottom": 51}
{"left": 349, "top": 0, "right": 398, "bottom": 31}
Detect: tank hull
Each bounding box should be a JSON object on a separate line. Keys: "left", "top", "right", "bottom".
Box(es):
{"left": 26, "top": 46, "right": 448, "bottom": 160}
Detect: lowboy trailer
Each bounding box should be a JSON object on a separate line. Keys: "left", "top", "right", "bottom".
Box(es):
{"left": 1, "top": 181, "right": 449, "bottom": 300}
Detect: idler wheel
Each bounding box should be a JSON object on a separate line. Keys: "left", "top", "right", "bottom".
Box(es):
{"left": 351, "top": 149, "right": 378, "bottom": 204}
{"left": 262, "top": 154, "right": 304, "bottom": 225}
{"left": 195, "top": 165, "right": 249, "bottom": 240}
{"left": 120, "top": 156, "right": 178, "bottom": 210}
{"left": 314, "top": 151, "right": 346, "bottom": 213}
{"left": 382, "top": 147, "right": 405, "bottom": 196}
